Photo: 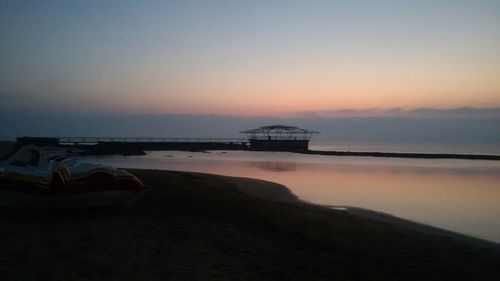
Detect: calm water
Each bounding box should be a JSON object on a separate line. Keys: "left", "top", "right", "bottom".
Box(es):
{"left": 83, "top": 151, "right": 500, "bottom": 243}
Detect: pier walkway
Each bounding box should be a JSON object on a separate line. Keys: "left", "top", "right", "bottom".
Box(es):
{"left": 57, "top": 137, "right": 249, "bottom": 152}
{"left": 57, "top": 137, "right": 248, "bottom": 145}
{"left": 16, "top": 137, "right": 249, "bottom": 153}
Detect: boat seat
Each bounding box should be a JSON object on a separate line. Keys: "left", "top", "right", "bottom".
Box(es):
{"left": 51, "top": 169, "right": 69, "bottom": 190}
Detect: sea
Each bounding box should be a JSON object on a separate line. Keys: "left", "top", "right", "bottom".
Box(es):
{"left": 81, "top": 140, "right": 500, "bottom": 244}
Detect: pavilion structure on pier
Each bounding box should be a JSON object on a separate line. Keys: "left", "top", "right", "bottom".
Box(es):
{"left": 240, "top": 125, "right": 319, "bottom": 151}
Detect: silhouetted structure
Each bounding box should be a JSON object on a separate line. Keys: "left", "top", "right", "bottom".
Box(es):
{"left": 241, "top": 125, "right": 319, "bottom": 151}
{"left": 16, "top": 137, "right": 248, "bottom": 155}
{"left": 17, "top": 137, "right": 60, "bottom": 146}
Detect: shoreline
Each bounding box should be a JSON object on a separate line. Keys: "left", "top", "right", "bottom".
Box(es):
{"left": 1, "top": 168, "right": 500, "bottom": 279}
{"left": 301, "top": 149, "right": 500, "bottom": 161}
{"left": 322, "top": 205, "right": 500, "bottom": 252}
{"left": 81, "top": 145, "right": 500, "bottom": 161}
{"left": 226, "top": 173, "right": 500, "bottom": 252}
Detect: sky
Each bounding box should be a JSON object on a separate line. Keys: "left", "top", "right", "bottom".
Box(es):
{"left": 2, "top": 0, "right": 500, "bottom": 116}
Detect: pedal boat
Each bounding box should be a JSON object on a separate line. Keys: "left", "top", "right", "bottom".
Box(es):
{"left": 0, "top": 145, "right": 145, "bottom": 208}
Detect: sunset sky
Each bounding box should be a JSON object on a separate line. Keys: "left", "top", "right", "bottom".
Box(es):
{"left": 2, "top": 0, "right": 500, "bottom": 116}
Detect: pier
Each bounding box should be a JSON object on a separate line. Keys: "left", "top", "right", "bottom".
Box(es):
{"left": 17, "top": 137, "right": 249, "bottom": 154}
{"left": 14, "top": 135, "right": 500, "bottom": 161}
{"left": 16, "top": 124, "right": 321, "bottom": 153}
{"left": 56, "top": 137, "right": 249, "bottom": 145}
{"left": 241, "top": 125, "right": 319, "bottom": 151}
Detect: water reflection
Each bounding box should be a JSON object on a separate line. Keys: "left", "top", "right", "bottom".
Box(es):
{"left": 83, "top": 151, "right": 500, "bottom": 243}
{"left": 250, "top": 161, "right": 297, "bottom": 172}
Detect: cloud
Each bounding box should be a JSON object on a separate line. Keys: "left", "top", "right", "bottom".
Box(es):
{"left": 292, "top": 107, "right": 500, "bottom": 119}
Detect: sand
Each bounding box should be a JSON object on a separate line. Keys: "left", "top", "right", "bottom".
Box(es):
{"left": 0, "top": 169, "right": 500, "bottom": 280}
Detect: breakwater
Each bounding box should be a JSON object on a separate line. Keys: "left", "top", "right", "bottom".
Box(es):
{"left": 302, "top": 150, "right": 500, "bottom": 161}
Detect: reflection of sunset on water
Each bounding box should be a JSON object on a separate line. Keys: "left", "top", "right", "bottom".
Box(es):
{"left": 85, "top": 151, "right": 500, "bottom": 243}
{"left": 250, "top": 161, "right": 297, "bottom": 172}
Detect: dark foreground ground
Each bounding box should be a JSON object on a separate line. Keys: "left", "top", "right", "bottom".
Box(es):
{"left": 0, "top": 169, "right": 500, "bottom": 281}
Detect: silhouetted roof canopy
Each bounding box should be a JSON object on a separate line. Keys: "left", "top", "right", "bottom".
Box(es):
{"left": 240, "top": 125, "right": 319, "bottom": 141}
{"left": 241, "top": 125, "right": 319, "bottom": 135}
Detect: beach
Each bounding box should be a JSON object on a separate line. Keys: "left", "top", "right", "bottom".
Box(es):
{"left": 0, "top": 168, "right": 499, "bottom": 280}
